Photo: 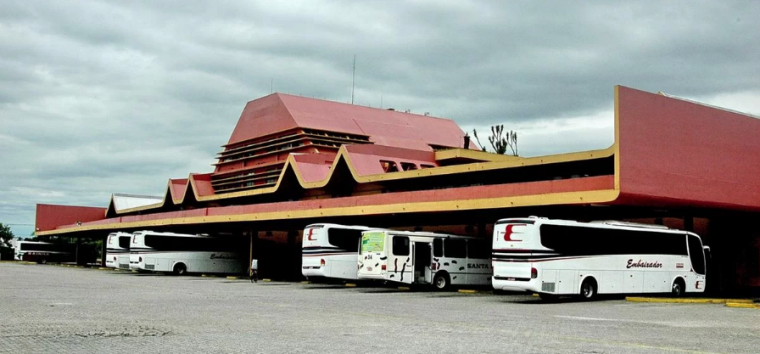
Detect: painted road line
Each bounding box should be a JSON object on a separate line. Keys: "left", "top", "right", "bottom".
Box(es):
{"left": 626, "top": 297, "right": 754, "bottom": 304}
{"left": 725, "top": 302, "right": 760, "bottom": 309}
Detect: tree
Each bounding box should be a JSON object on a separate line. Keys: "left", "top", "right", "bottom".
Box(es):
{"left": 472, "top": 125, "right": 518, "bottom": 156}
{"left": 0, "top": 223, "right": 14, "bottom": 247}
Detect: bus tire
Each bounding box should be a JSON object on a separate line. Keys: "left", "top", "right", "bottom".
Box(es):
{"left": 580, "top": 277, "right": 598, "bottom": 300}
{"left": 40, "top": 259, "right": 47, "bottom": 265}
{"left": 433, "top": 271, "right": 450, "bottom": 291}
{"left": 173, "top": 263, "right": 187, "bottom": 276}
{"left": 671, "top": 278, "right": 685, "bottom": 297}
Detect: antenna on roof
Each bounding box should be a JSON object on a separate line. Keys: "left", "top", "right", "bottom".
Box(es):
{"left": 351, "top": 54, "right": 356, "bottom": 105}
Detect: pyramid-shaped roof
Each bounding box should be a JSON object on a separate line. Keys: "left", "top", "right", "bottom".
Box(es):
{"left": 226, "top": 93, "right": 477, "bottom": 151}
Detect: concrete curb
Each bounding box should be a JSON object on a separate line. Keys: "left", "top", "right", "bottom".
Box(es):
{"left": 626, "top": 297, "right": 754, "bottom": 304}
{"left": 725, "top": 302, "right": 760, "bottom": 309}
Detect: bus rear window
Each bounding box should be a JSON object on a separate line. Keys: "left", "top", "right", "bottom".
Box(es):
{"left": 118, "top": 236, "right": 131, "bottom": 249}
{"left": 327, "top": 228, "right": 363, "bottom": 252}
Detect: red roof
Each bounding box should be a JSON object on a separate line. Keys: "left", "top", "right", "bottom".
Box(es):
{"left": 226, "top": 93, "right": 477, "bottom": 151}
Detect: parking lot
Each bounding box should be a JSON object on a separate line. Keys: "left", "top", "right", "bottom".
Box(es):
{"left": 1, "top": 263, "right": 758, "bottom": 354}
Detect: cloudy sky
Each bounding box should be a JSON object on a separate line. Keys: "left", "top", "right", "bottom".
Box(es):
{"left": 1, "top": 1, "right": 759, "bottom": 237}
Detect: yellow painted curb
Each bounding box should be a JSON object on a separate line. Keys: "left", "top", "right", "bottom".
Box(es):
{"left": 345, "top": 283, "right": 357, "bottom": 287}
{"left": 398, "top": 286, "right": 410, "bottom": 291}
{"left": 98, "top": 267, "right": 112, "bottom": 270}
{"left": 300, "top": 281, "right": 311, "bottom": 284}
{"left": 458, "top": 289, "right": 479, "bottom": 294}
{"left": 626, "top": 297, "right": 753, "bottom": 304}
{"left": 226, "top": 276, "right": 240, "bottom": 280}
{"left": 201, "top": 274, "right": 216, "bottom": 278}
{"left": 262, "top": 279, "right": 272, "bottom": 282}
{"left": 725, "top": 302, "right": 759, "bottom": 309}
{"left": 532, "top": 293, "right": 539, "bottom": 297}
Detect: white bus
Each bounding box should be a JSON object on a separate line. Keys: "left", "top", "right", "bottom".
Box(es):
{"left": 129, "top": 231, "right": 247, "bottom": 275}
{"left": 302, "top": 223, "right": 373, "bottom": 281}
{"left": 491, "top": 217, "right": 709, "bottom": 300}
{"left": 105, "top": 232, "right": 132, "bottom": 269}
{"left": 13, "top": 241, "right": 95, "bottom": 264}
{"left": 357, "top": 230, "right": 491, "bottom": 290}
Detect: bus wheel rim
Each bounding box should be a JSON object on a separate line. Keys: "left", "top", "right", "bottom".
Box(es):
{"left": 436, "top": 277, "right": 445, "bottom": 288}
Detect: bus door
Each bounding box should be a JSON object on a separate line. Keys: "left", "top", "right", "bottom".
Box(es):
{"left": 687, "top": 235, "right": 707, "bottom": 291}
{"left": 413, "top": 242, "right": 432, "bottom": 284}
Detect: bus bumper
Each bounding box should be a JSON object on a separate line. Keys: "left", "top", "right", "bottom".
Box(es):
{"left": 302, "top": 267, "right": 327, "bottom": 278}
{"left": 492, "top": 277, "right": 540, "bottom": 293}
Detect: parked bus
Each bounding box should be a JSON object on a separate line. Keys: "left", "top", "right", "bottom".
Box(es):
{"left": 105, "top": 232, "right": 132, "bottom": 269}
{"left": 491, "top": 217, "right": 709, "bottom": 300}
{"left": 301, "top": 223, "right": 374, "bottom": 281}
{"left": 13, "top": 241, "right": 95, "bottom": 264}
{"left": 129, "top": 231, "right": 247, "bottom": 275}
{"left": 357, "top": 230, "right": 491, "bottom": 290}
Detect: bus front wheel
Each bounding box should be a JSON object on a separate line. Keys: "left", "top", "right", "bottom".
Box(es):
{"left": 671, "top": 278, "right": 685, "bottom": 297}
{"left": 580, "top": 278, "right": 598, "bottom": 300}
{"left": 433, "top": 272, "right": 450, "bottom": 291}
{"left": 173, "top": 263, "right": 187, "bottom": 276}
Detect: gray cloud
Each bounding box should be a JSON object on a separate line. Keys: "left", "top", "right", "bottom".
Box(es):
{"left": 1, "top": 0, "right": 759, "bottom": 235}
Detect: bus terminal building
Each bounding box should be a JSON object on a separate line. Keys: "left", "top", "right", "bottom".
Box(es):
{"left": 34, "top": 86, "right": 760, "bottom": 295}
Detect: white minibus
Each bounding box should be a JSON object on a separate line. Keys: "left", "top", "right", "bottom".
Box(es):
{"left": 491, "top": 217, "right": 709, "bottom": 300}
{"left": 358, "top": 230, "right": 491, "bottom": 290}
{"left": 129, "top": 231, "right": 247, "bottom": 275}
{"left": 301, "top": 223, "right": 373, "bottom": 281}
{"left": 105, "top": 232, "right": 132, "bottom": 269}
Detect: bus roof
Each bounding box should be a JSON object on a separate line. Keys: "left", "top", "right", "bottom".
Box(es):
{"left": 304, "top": 223, "right": 373, "bottom": 230}
{"left": 366, "top": 229, "right": 482, "bottom": 240}
{"left": 132, "top": 230, "right": 210, "bottom": 238}
{"left": 495, "top": 217, "right": 699, "bottom": 237}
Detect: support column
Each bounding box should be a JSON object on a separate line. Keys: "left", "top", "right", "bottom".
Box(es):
{"left": 75, "top": 236, "right": 81, "bottom": 265}
{"left": 684, "top": 216, "right": 694, "bottom": 232}
{"left": 249, "top": 231, "right": 254, "bottom": 277}
{"left": 288, "top": 230, "right": 298, "bottom": 280}
{"left": 100, "top": 236, "right": 107, "bottom": 267}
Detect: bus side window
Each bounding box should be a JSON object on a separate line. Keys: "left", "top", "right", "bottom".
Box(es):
{"left": 433, "top": 239, "right": 443, "bottom": 258}
{"left": 392, "top": 236, "right": 410, "bottom": 256}
{"left": 444, "top": 239, "right": 466, "bottom": 258}
{"left": 467, "top": 240, "right": 490, "bottom": 259}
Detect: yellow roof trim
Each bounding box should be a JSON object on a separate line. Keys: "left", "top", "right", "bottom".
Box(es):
{"left": 37, "top": 189, "right": 619, "bottom": 236}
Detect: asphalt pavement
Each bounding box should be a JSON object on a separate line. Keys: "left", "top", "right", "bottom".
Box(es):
{"left": 0, "top": 263, "right": 758, "bottom": 354}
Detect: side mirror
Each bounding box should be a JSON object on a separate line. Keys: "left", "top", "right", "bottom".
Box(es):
{"left": 703, "top": 246, "right": 712, "bottom": 259}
